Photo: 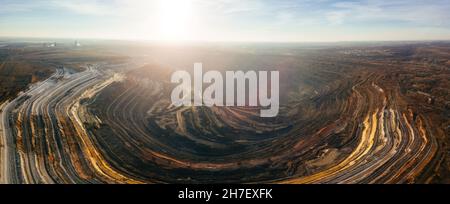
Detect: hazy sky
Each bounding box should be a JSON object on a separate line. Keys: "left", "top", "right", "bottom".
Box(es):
{"left": 1, "top": 0, "right": 450, "bottom": 42}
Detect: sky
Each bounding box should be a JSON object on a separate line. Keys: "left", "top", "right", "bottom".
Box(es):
{"left": 1, "top": 0, "right": 450, "bottom": 42}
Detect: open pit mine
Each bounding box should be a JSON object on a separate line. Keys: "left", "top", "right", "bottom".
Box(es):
{"left": 0, "top": 41, "right": 448, "bottom": 183}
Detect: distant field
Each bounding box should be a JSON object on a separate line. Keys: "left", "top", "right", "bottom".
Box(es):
{"left": 0, "top": 43, "right": 129, "bottom": 102}
{"left": 0, "top": 50, "right": 54, "bottom": 101}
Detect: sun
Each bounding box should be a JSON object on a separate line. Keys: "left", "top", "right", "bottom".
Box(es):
{"left": 157, "top": 0, "right": 194, "bottom": 41}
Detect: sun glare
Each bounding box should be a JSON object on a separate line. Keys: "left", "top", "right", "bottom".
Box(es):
{"left": 157, "top": 0, "right": 194, "bottom": 41}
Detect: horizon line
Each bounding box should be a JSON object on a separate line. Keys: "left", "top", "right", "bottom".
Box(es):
{"left": 1, "top": 35, "right": 450, "bottom": 44}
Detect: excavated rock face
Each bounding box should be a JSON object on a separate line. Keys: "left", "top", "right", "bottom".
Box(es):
{"left": 1, "top": 43, "right": 448, "bottom": 183}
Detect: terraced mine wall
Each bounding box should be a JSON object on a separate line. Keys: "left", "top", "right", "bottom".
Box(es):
{"left": 0, "top": 43, "right": 448, "bottom": 183}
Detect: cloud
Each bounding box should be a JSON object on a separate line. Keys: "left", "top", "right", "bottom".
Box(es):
{"left": 52, "top": 0, "right": 112, "bottom": 16}
{"left": 325, "top": 0, "right": 450, "bottom": 26}
{"left": 0, "top": 0, "right": 41, "bottom": 13}
{"left": 326, "top": 11, "right": 347, "bottom": 25}
{"left": 1, "top": 0, "right": 449, "bottom": 41}
{"left": 0, "top": 0, "right": 113, "bottom": 15}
